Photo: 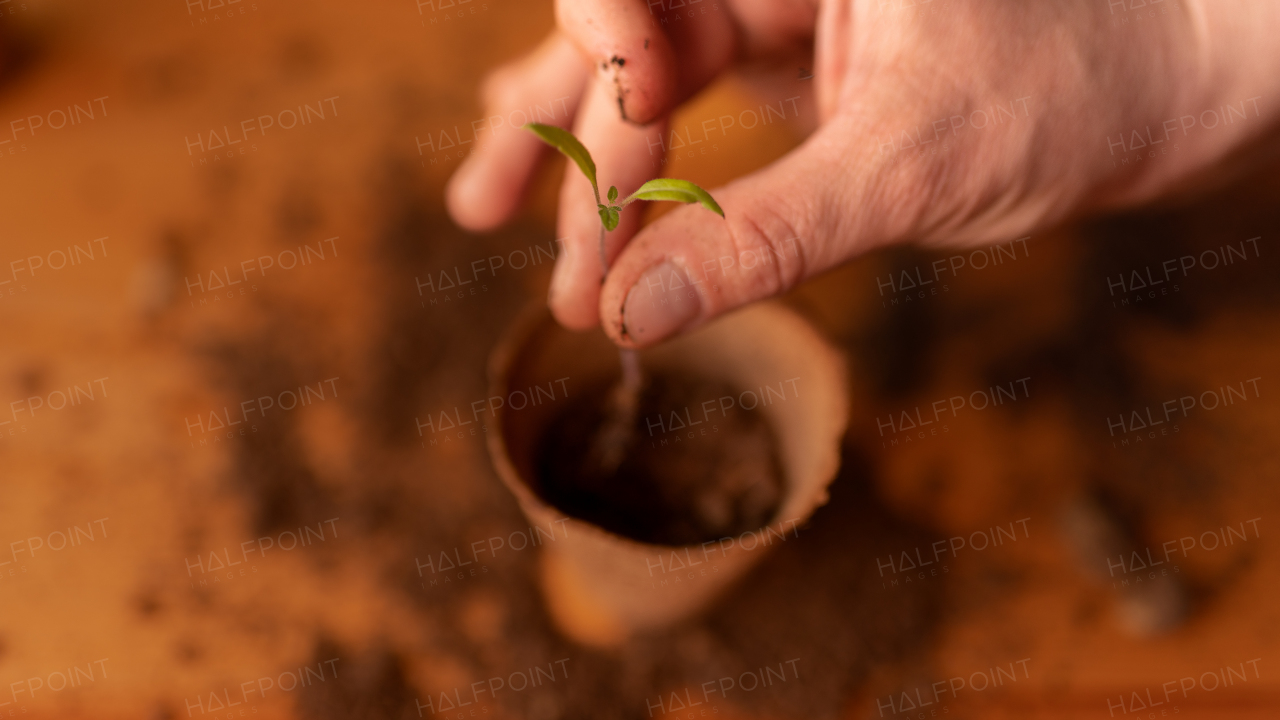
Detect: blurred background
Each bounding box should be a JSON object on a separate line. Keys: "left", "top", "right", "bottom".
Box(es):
{"left": 0, "top": 0, "right": 1277, "bottom": 718}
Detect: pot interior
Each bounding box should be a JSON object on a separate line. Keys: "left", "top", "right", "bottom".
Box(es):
{"left": 496, "top": 304, "right": 846, "bottom": 546}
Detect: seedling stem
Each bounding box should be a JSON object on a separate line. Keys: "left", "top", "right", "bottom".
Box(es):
{"left": 524, "top": 122, "right": 725, "bottom": 473}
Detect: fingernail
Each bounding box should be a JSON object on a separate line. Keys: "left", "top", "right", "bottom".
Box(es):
{"left": 622, "top": 261, "right": 700, "bottom": 344}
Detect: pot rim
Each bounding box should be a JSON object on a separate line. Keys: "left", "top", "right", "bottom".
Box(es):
{"left": 486, "top": 300, "right": 849, "bottom": 554}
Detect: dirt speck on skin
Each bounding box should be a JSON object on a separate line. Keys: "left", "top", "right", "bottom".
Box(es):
{"left": 614, "top": 83, "right": 630, "bottom": 122}
{"left": 602, "top": 61, "right": 629, "bottom": 121}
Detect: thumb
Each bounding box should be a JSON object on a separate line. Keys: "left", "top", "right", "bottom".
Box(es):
{"left": 600, "top": 115, "right": 933, "bottom": 347}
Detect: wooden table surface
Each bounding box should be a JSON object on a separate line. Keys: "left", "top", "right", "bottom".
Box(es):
{"left": 0, "top": 0, "right": 1276, "bottom": 718}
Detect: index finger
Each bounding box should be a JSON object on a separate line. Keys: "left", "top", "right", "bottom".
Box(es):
{"left": 556, "top": 0, "right": 680, "bottom": 124}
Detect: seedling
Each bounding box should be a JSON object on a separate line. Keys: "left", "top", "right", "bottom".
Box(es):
{"left": 524, "top": 122, "right": 725, "bottom": 471}
{"left": 524, "top": 122, "right": 724, "bottom": 270}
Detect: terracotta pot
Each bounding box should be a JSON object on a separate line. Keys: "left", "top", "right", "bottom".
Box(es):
{"left": 487, "top": 301, "right": 848, "bottom": 646}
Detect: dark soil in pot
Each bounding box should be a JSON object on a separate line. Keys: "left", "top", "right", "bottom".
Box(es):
{"left": 534, "top": 369, "right": 785, "bottom": 546}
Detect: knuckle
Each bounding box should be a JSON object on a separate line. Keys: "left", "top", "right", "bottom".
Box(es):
{"left": 723, "top": 201, "right": 807, "bottom": 300}
{"left": 864, "top": 144, "right": 952, "bottom": 246}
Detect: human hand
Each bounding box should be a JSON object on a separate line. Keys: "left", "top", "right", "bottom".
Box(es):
{"left": 446, "top": 0, "right": 1280, "bottom": 347}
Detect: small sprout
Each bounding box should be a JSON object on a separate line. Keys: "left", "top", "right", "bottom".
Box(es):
{"left": 523, "top": 122, "right": 725, "bottom": 260}
{"left": 598, "top": 204, "right": 621, "bottom": 231}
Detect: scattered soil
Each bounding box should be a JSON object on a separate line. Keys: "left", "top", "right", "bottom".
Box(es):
{"left": 535, "top": 370, "right": 785, "bottom": 546}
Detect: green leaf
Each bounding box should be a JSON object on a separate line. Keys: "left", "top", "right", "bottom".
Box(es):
{"left": 623, "top": 178, "right": 724, "bottom": 217}
{"left": 598, "top": 205, "right": 620, "bottom": 231}
{"left": 607, "top": 185, "right": 618, "bottom": 203}
{"left": 524, "top": 123, "right": 597, "bottom": 198}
